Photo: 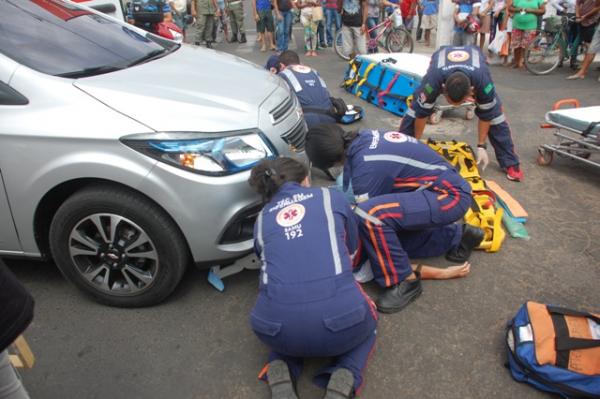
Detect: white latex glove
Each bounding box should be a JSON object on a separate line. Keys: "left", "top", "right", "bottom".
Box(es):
{"left": 476, "top": 147, "right": 489, "bottom": 171}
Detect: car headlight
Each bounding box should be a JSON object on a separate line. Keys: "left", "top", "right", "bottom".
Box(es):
{"left": 122, "top": 131, "right": 277, "bottom": 176}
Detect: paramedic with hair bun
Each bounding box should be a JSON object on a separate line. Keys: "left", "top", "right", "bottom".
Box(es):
{"left": 305, "top": 125, "right": 484, "bottom": 314}
{"left": 248, "top": 157, "right": 377, "bottom": 399}
{"left": 399, "top": 45, "right": 523, "bottom": 182}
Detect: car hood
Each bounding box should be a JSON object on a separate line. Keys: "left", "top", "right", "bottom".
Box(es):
{"left": 74, "top": 45, "right": 281, "bottom": 132}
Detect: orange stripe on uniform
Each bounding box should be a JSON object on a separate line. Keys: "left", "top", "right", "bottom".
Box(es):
{"left": 376, "top": 225, "right": 398, "bottom": 285}
{"left": 258, "top": 363, "right": 269, "bottom": 380}
{"left": 366, "top": 220, "right": 391, "bottom": 286}
{"left": 367, "top": 203, "right": 400, "bottom": 286}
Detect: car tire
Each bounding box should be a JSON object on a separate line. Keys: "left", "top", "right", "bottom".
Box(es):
{"left": 49, "top": 185, "right": 189, "bottom": 307}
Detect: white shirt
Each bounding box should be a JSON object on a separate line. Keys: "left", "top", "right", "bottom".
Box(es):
{"left": 170, "top": 0, "right": 187, "bottom": 13}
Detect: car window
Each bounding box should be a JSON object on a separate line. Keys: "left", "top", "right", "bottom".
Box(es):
{"left": 0, "top": 0, "right": 177, "bottom": 77}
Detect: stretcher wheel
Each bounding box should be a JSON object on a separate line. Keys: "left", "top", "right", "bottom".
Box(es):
{"left": 536, "top": 148, "right": 553, "bottom": 166}
{"left": 429, "top": 110, "right": 443, "bottom": 125}
{"left": 465, "top": 108, "right": 475, "bottom": 120}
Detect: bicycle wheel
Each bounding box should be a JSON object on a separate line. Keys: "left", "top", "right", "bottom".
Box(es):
{"left": 525, "top": 34, "right": 562, "bottom": 75}
{"left": 385, "top": 27, "right": 414, "bottom": 53}
{"left": 333, "top": 30, "right": 351, "bottom": 60}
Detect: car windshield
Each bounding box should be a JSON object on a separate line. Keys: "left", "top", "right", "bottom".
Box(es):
{"left": 0, "top": 0, "right": 178, "bottom": 77}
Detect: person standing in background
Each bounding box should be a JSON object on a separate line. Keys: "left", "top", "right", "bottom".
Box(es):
{"left": 567, "top": 0, "right": 600, "bottom": 79}
{"left": 324, "top": 0, "right": 342, "bottom": 46}
{"left": 298, "top": 0, "right": 321, "bottom": 56}
{"left": 227, "top": 0, "right": 247, "bottom": 42}
{"left": 400, "top": 0, "right": 418, "bottom": 31}
{"left": 478, "top": 0, "right": 494, "bottom": 50}
{"left": 170, "top": 0, "right": 188, "bottom": 35}
{"left": 192, "top": 0, "right": 220, "bottom": 47}
{"left": 274, "top": 0, "right": 295, "bottom": 50}
{"left": 508, "top": 0, "right": 545, "bottom": 68}
{"left": 453, "top": 0, "right": 481, "bottom": 45}
{"left": 490, "top": 0, "right": 506, "bottom": 42}
{"left": 254, "top": 0, "right": 277, "bottom": 51}
{"left": 421, "top": 0, "right": 438, "bottom": 46}
{"left": 338, "top": 0, "right": 368, "bottom": 56}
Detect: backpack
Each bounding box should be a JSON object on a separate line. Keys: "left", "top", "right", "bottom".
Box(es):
{"left": 506, "top": 301, "right": 600, "bottom": 398}
{"left": 131, "top": 0, "right": 165, "bottom": 23}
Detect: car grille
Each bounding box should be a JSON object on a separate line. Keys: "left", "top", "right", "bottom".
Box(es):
{"left": 269, "top": 95, "right": 295, "bottom": 125}
{"left": 280, "top": 118, "right": 307, "bottom": 152}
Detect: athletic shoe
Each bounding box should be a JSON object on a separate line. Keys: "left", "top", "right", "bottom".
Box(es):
{"left": 506, "top": 165, "right": 523, "bottom": 181}
{"left": 324, "top": 368, "right": 355, "bottom": 399}
{"left": 239, "top": 33, "right": 247, "bottom": 43}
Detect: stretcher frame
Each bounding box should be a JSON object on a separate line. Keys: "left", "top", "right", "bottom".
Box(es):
{"left": 537, "top": 99, "right": 600, "bottom": 170}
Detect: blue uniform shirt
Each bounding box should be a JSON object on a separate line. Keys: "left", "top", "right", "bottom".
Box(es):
{"left": 343, "top": 130, "right": 462, "bottom": 202}
{"left": 279, "top": 65, "right": 335, "bottom": 128}
{"left": 254, "top": 183, "right": 359, "bottom": 289}
{"left": 409, "top": 45, "right": 503, "bottom": 123}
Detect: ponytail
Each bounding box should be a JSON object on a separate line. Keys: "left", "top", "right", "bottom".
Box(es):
{"left": 305, "top": 123, "right": 358, "bottom": 171}
{"left": 248, "top": 158, "right": 308, "bottom": 202}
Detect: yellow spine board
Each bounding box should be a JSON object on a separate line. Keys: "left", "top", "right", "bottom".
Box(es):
{"left": 426, "top": 140, "right": 505, "bottom": 252}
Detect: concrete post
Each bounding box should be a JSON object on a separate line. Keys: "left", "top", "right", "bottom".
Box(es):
{"left": 435, "top": 0, "right": 455, "bottom": 48}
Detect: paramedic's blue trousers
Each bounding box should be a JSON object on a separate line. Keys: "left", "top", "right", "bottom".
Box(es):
{"left": 399, "top": 113, "right": 520, "bottom": 169}
{"left": 252, "top": 273, "right": 377, "bottom": 395}
{"left": 356, "top": 179, "right": 471, "bottom": 288}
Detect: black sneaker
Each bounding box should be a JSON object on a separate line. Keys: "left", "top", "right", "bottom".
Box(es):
{"left": 445, "top": 224, "right": 485, "bottom": 263}
{"left": 268, "top": 360, "right": 298, "bottom": 399}
{"left": 206, "top": 41, "right": 213, "bottom": 48}
{"left": 230, "top": 34, "right": 238, "bottom": 42}
{"left": 324, "top": 368, "right": 355, "bottom": 399}
{"left": 375, "top": 272, "right": 422, "bottom": 314}
{"left": 240, "top": 33, "right": 247, "bottom": 43}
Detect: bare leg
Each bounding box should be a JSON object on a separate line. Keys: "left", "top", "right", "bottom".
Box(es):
{"left": 412, "top": 262, "right": 471, "bottom": 280}
{"left": 568, "top": 53, "right": 596, "bottom": 79}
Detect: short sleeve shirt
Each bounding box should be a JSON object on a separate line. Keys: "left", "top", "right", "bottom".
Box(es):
{"left": 512, "top": 0, "right": 544, "bottom": 29}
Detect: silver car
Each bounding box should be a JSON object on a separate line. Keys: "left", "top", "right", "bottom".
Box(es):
{"left": 0, "top": 0, "right": 306, "bottom": 306}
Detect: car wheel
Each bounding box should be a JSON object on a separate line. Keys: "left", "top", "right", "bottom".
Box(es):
{"left": 49, "top": 185, "right": 189, "bottom": 307}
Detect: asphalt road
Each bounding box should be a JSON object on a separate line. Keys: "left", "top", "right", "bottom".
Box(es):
{"left": 6, "top": 9, "right": 600, "bottom": 399}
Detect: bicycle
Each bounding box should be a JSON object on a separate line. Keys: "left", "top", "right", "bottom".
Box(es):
{"left": 524, "top": 15, "right": 588, "bottom": 75}
{"left": 333, "top": 9, "right": 414, "bottom": 60}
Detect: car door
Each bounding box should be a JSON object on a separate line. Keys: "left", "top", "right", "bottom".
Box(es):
{"left": 0, "top": 58, "right": 23, "bottom": 253}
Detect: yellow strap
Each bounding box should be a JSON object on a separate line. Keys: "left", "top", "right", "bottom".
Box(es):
{"left": 356, "top": 63, "right": 377, "bottom": 97}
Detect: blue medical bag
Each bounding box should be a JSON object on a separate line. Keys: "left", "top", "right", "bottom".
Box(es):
{"left": 506, "top": 301, "right": 600, "bottom": 398}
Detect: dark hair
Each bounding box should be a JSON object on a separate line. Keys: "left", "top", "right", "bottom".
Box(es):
{"left": 444, "top": 71, "right": 471, "bottom": 103}
{"left": 248, "top": 157, "right": 308, "bottom": 202}
{"left": 305, "top": 124, "right": 357, "bottom": 170}
{"left": 279, "top": 50, "right": 300, "bottom": 66}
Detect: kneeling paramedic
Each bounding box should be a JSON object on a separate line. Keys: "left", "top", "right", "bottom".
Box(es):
{"left": 276, "top": 51, "right": 363, "bottom": 128}
{"left": 399, "top": 45, "right": 523, "bottom": 182}
{"left": 305, "top": 124, "right": 484, "bottom": 313}
{"left": 248, "top": 157, "right": 378, "bottom": 399}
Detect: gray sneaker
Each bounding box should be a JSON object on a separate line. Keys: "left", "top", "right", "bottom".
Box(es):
{"left": 324, "top": 368, "right": 355, "bottom": 399}
{"left": 268, "top": 360, "right": 298, "bottom": 399}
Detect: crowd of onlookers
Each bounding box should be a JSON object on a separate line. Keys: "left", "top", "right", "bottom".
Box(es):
{"left": 127, "top": 0, "right": 599, "bottom": 80}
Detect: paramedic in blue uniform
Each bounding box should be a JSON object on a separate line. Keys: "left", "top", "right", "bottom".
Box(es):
{"left": 248, "top": 157, "right": 377, "bottom": 399}
{"left": 277, "top": 51, "right": 337, "bottom": 129}
{"left": 305, "top": 125, "right": 484, "bottom": 313}
{"left": 399, "top": 45, "right": 524, "bottom": 182}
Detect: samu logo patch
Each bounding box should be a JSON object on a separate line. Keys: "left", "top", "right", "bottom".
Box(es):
{"left": 447, "top": 50, "right": 470, "bottom": 63}
{"left": 276, "top": 204, "right": 306, "bottom": 227}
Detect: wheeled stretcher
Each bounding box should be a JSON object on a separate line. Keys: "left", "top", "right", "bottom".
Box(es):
{"left": 538, "top": 99, "right": 600, "bottom": 169}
